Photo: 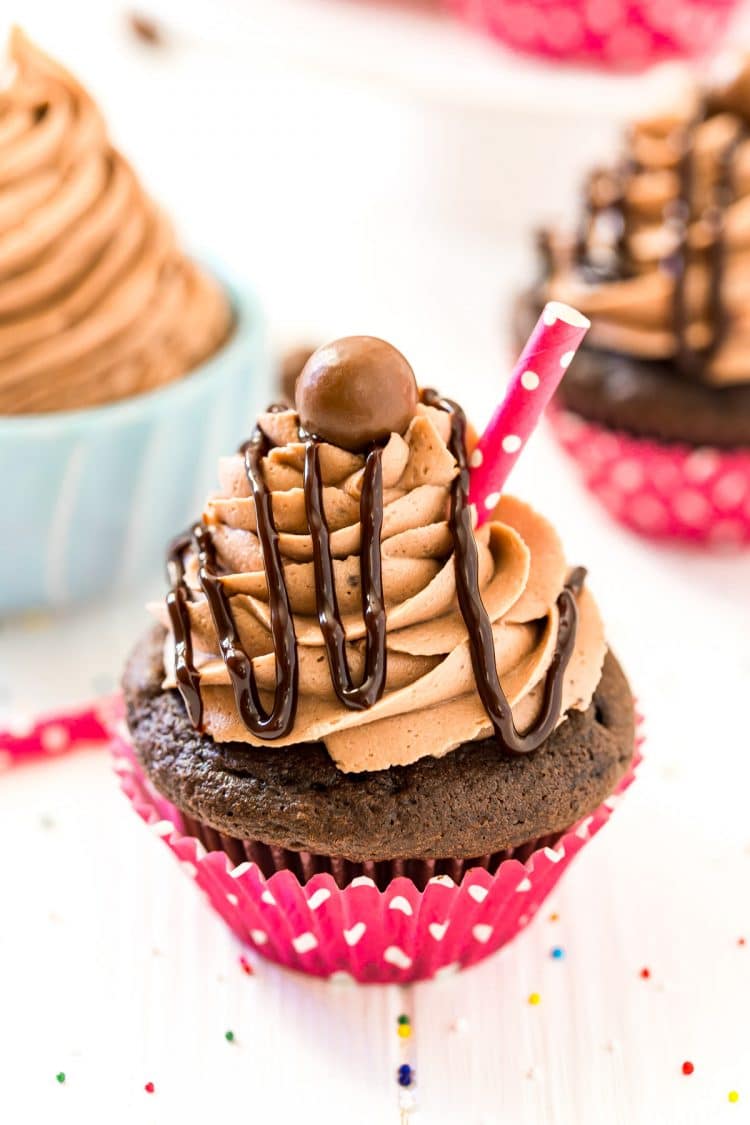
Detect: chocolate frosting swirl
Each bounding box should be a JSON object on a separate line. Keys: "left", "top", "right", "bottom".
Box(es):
{"left": 155, "top": 403, "right": 606, "bottom": 773}
{"left": 541, "top": 58, "right": 750, "bottom": 386}
{"left": 0, "top": 29, "right": 231, "bottom": 414}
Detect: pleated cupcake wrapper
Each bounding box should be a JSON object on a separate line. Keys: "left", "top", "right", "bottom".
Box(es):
{"left": 549, "top": 407, "right": 750, "bottom": 547}
{"left": 179, "top": 813, "right": 566, "bottom": 892}
{"left": 112, "top": 718, "right": 642, "bottom": 984}
{"left": 446, "top": 0, "right": 737, "bottom": 72}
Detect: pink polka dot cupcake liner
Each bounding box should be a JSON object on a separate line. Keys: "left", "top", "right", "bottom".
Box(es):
{"left": 446, "top": 0, "right": 738, "bottom": 71}
{"left": 549, "top": 407, "right": 750, "bottom": 546}
{"left": 111, "top": 728, "right": 641, "bottom": 984}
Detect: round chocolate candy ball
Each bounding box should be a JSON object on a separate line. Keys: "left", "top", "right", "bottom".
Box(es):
{"left": 295, "top": 336, "right": 418, "bottom": 451}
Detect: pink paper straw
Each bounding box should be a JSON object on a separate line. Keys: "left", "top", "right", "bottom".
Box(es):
{"left": 469, "top": 302, "right": 590, "bottom": 524}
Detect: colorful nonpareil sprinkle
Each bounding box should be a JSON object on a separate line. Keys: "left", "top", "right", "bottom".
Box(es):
{"left": 55, "top": 1072, "right": 66, "bottom": 1085}
{"left": 528, "top": 992, "right": 541, "bottom": 1006}
{"left": 144, "top": 1082, "right": 155, "bottom": 1094}
{"left": 682, "top": 1061, "right": 694, "bottom": 1076}
{"left": 224, "top": 1030, "right": 235, "bottom": 1043}
{"left": 551, "top": 947, "right": 565, "bottom": 960}
{"left": 729, "top": 1091, "right": 740, "bottom": 1104}
{"left": 640, "top": 968, "right": 651, "bottom": 979}
{"left": 549, "top": 912, "right": 560, "bottom": 922}
{"left": 398, "top": 1064, "right": 414, "bottom": 1088}
{"left": 239, "top": 955, "right": 254, "bottom": 976}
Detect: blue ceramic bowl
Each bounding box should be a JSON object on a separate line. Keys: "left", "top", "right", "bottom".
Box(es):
{"left": 1, "top": 274, "right": 270, "bottom": 615}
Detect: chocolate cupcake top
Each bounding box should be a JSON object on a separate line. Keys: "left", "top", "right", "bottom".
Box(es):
{"left": 540, "top": 57, "right": 750, "bottom": 387}
{"left": 0, "top": 29, "right": 231, "bottom": 414}
{"left": 154, "top": 337, "right": 606, "bottom": 773}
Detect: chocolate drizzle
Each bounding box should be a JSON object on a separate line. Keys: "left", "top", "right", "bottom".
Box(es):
{"left": 422, "top": 389, "right": 580, "bottom": 754}
{"left": 165, "top": 531, "right": 203, "bottom": 728}
{"left": 670, "top": 112, "right": 750, "bottom": 378}
{"left": 575, "top": 161, "right": 635, "bottom": 281}
{"left": 166, "top": 398, "right": 580, "bottom": 756}
{"left": 165, "top": 420, "right": 300, "bottom": 740}
{"left": 304, "top": 441, "right": 387, "bottom": 709}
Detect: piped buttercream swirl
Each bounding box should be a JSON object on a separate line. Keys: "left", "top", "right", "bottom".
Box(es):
{"left": 542, "top": 58, "right": 750, "bottom": 386}
{"left": 155, "top": 405, "right": 606, "bottom": 773}
{"left": 0, "top": 29, "right": 231, "bottom": 414}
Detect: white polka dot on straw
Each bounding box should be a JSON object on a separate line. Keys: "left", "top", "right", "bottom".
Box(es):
{"left": 469, "top": 449, "right": 483, "bottom": 468}
{"left": 560, "top": 351, "right": 575, "bottom": 368}
{"left": 484, "top": 492, "right": 501, "bottom": 511}
{"left": 502, "top": 434, "right": 522, "bottom": 454}
{"left": 521, "top": 370, "right": 540, "bottom": 390}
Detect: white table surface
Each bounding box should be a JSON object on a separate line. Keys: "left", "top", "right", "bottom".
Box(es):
{"left": 3, "top": 3, "right": 750, "bottom": 1122}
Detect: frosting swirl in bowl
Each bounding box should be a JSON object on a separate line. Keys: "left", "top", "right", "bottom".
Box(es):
{"left": 541, "top": 59, "right": 750, "bottom": 387}
{"left": 155, "top": 403, "right": 606, "bottom": 773}
{"left": 0, "top": 29, "right": 231, "bottom": 414}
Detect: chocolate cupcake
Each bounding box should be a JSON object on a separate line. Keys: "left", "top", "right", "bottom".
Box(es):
{"left": 119, "top": 336, "right": 636, "bottom": 980}
{"left": 519, "top": 60, "right": 750, "bottom": 545}
{"left": 1, "top": 30, "right": 269, "bottom": 611}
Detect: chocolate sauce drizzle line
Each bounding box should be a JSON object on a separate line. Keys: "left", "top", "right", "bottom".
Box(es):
{"left": 672, "top": 106, "right": 709, "bottom": 378}
{"left": 166, "top": 531, "right": 203, "bottom": 727}
{"left": 574, "top": 159, "right": 635, "bottom": 278}
{"left": 304, "top": 441, "right": 387, "bottom": 710}
{"left": 575, "top": 102, "right": 748, "bottom": 380}
{"left": 422, "top": 389, "right": 580, "bottom": 755}
{"left": 167, "top": 395, "right": 580, "bottom": 753}
{"left": 165, "top": 418, "right": 300, "bottom": 740}
{"left": 673, "top": 113, "right": 748, "bottom": 378}
{"left": 197, "top": 426, "right": 299, "bottom": 738}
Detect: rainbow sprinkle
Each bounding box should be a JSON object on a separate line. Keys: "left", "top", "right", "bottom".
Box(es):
{"left": 398, "top": 1064, "right": 413, "bottom": 1088}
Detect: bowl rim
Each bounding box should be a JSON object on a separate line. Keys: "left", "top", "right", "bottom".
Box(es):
{"left": 0, "top": 266, "right": 266, "bottom": 437}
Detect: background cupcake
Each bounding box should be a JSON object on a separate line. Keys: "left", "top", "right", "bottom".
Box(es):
{"left": 119, "top": 335, "right": 637, "bottom": 982}
{"left": 519, "top": 57, "right": 750, "bottom": 545}
{"left": 0, "top": 29, "right": 268, "bottom": 612}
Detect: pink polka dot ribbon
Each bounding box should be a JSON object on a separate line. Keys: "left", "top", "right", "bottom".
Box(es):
{"left": 0, "top": 697, "right": 122, "bottom": 771}
{"left": 469, "top": 302, "right": 590, "bottom": 525}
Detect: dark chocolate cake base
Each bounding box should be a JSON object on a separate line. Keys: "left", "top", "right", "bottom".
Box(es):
{"left": 515, "top": 290, "right": 750, "bottom": 449}
{"left": 124, "top": 626, "right": 635, "bottom": 886}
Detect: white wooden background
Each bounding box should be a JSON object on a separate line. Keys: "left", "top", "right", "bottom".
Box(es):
{"left": 2, "top": 2, "right": 750, "bottom": 1122}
